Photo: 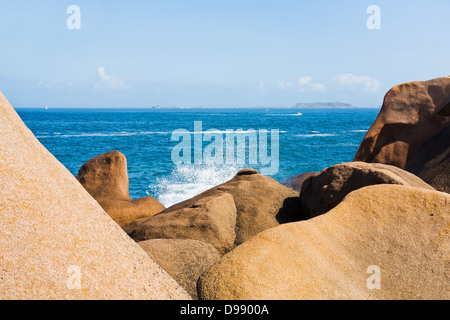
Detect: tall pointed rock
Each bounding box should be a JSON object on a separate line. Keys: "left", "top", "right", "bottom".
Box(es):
{"left": 0, "top": 92, "right": 190, "bottom": 300}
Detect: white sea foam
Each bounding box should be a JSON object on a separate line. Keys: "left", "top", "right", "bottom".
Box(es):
{"left": 150, "top": 164, "right": 244, "bottom": 208}
{"left": 346, "top": 129, "right": 368, "bottom": 133}
{"left": 35, "top": 131, "right": 172, "bottom": 138}
{"left": 267, "top": 113, "right": 303, "bottom": 116}
{"left": 36, "top": 129, "right": 287, "bottom": 139}
{"left": 182, "top": 129, "right": 287, "bottom": 134}
{"left": 294, "top": 133, "right": 337, "bottom": 137}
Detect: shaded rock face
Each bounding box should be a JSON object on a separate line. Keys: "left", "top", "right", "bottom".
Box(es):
{"left": 354, "top": 77, "right": 450, "bottom": 169}
{"left": 124, "top": 170, "right": 300, "bottom": 250}
{"left": 406, "top": 122, "right": 450, "bottom": 193}
{"left": 281, "top": 172, "right": 316, "bottom": 193}
{"left": 76, "top": 151, "right": 165, "bottom": 227}
{"left": 124, "top": 193, "right": 237, "bottom": 255}
{"left": 138, "top": 239, "right": 220, "bottom": 299}
{"left": 436, "top": 95, "right": 450, "bottom": 116}
{"left": 0, "top": 92, "right": 190, "bottom": 300}
{"left": 198, "top": 185, "right": 450, "bottom": 300}
{"left": 299, "top": 162, "right": 434, "bottom": 219}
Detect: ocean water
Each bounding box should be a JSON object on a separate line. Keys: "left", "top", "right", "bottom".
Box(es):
{"left": 17, "top": 108, "right": 379, "bottom": 207}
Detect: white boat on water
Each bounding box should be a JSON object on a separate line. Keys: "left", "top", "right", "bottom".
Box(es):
{"left": 45, "top": 105, "right": 48, "bottom": 110}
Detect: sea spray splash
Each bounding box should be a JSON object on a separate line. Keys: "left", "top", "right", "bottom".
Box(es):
{"left": 149, "top": 163, "right": 244, "bottom": 208}
{"left": 153, "top": 121, "right": 280, "bottom": 207}
{"left": 170, "top": 121, "right": 279, "bottom": 176}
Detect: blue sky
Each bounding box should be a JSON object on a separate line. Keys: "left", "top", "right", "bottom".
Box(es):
{"left": 0, "top": 0, "right": 449, "bottom": 108}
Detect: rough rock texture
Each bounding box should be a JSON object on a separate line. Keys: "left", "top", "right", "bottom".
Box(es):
{"left": 138, "top": 239, "right": 220, "bottom": 299}
{"left": 406, "top": 122, "right": 450, "bottom": 193}
{"left": 76, "top": 151, "right": 166, "bottom": 227}
{"left": 99, "top": 197, "right": 166, "bottom": 227}
{"left": 124, "top": 193, "right": 237, "bottom": 255}
{"left": 281, "top": 172, "right": 316, "bottom": 193}
{"left": 198, "top": 185, "right": 450, "bottom": 300}
{"left": 300, "top": 162, "right": 434, "bottom": 219}
{"left": 354, "top": 77, "right": 450, "bottom": 169}
{"left": 125, "top": 169, "right": 300, "bottom": 248}
{"left": 0, "top": 91, "right": 190, "bottom": 300}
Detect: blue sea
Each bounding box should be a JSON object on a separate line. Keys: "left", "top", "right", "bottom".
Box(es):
{"left": 17, "top": 108, "right": 379, "bottom": 207}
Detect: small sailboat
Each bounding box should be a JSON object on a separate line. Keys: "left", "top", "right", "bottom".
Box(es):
{"left": 45, "top": 105, "right": 48, "bottom": 110}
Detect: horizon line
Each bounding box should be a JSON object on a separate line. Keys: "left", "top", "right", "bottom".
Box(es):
{"left": 15, "top": 105, "right": 381, "bottom": 110}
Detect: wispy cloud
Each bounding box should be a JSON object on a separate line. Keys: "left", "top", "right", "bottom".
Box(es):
{"left": 34, "top": 80, "right": 56, "bottom": 89}
{"left": 258, "top": 80, "right": 265, "bottom": 92}
{"left": 277, "top": 80, "right": 295, "bottom": 90}
{"left": 94, "top": 67, "right": 129, "bottom": 90}
{"left": 298, "top": 76, "right": 326, "bottom": 92}
{"left": 277, "top": 76, "right": 326, "bottom": 92}
{"left": 334, "top": 73, "right": 380, "bottom": 93}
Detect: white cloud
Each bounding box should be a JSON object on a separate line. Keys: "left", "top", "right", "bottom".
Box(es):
{"left": 309, "top": 82, "right": 327, "bottom": 92}
{"left": 34, "top": 80, "right": 56, "bottom": 89}
{"left": 94, "top": 67, "right": 128, "bottom": 90}
{"left": 276, "top": 76, "right": 326, "bottom": 92}
{"left": 298, "top": 76, "right": 326, "bottom": 92}
{"left": 334, "top": 73, "right": 380, "bottom": 93}
{"left": 277, "top": 80, "right": 295, "bottom": 90}
{"left": 258, "top": 80, "right": 265, "bottom": 92}
{"left": 298, "top": 76, "right": 312, "bottom": 89}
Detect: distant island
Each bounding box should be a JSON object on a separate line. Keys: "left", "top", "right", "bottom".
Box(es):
{"left": 147, "top": 102, "right": 375, "bottom": 109}
{"left": 292, "top": 101, "right": 354, "bottom": 108}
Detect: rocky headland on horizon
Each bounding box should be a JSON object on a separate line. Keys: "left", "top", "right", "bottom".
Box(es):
{"left": 148, "top": 101, "right": 365, "bottom": 109}
{"left": 0, "top": 76, "right": 449, "bottom": 300}
{"left": 292, "top": 101, "right": 357, "bottom": 108}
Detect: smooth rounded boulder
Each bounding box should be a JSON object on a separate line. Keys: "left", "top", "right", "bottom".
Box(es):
{"left": 0, "top": 91, "right": 190, "bottom": 300}
{"left": 76, "top": 151, "right": 132, "bottom": 201}
{"left": 354, "top": 77, "right": 450, "bottom": 169}
{"left": 198, "top": 185, "right": 450, "bottom": 300}
{"left": 99, "top": 197, "right": 166, "bottom": 227}
{"left": 170, "top": 169, "right": 300, "bottom": 245}
{"left": 281, "top": 172, "right": 316, "bottom": 193}
{"left": 124, "top": 193, "right": 237, "bottom": 255}
{"left": 138, "top": 239, "right": 221, "bottom": 299}
{"left": 76, "top": 151, "right": 166, "bottom": 227}
{"left": 300, "top": 161, "right": 434, "bottom": 219}
{"left": 125, "top": 169, "right": 300, "bottom": 248}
